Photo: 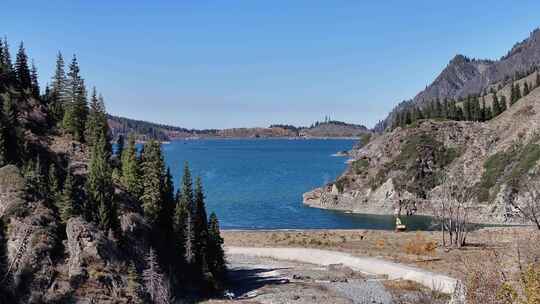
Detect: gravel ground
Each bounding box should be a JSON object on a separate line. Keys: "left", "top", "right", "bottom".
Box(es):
{"left": 222, "top": 253, "right": 393, "bottom": 304}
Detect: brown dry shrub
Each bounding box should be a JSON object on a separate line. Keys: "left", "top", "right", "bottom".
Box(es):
{"left": 403, "top": 233, "right": 437, "bottom": 257}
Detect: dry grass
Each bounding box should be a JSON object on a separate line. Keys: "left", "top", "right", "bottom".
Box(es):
{"left": 223, "top": 227, "right": 528, "bottom": 280}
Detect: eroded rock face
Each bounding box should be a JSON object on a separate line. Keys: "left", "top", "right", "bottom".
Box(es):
{"left": 0, "top": 165, "right": 26, "bottom": 218}
{"left": 0, "top": 166, "right": 61, "bottom": 303}
{"left": 66, "top": 217, "right": 119, "bottom": 282}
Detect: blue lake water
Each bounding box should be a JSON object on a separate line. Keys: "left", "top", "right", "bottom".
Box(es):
{"left": 161, "top": 139, "right": 432, "bottom": 230}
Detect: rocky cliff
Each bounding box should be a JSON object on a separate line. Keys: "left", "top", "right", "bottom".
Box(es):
{"left": 305, "top": 70, "right": 540, "bottom": 224}
{"left": 377, "top": 28, "right": 540, "bottom": 131}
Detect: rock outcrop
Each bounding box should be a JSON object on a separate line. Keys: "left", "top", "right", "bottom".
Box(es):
{"left": 306, "top": 82, "right": 540, "bottom": 224}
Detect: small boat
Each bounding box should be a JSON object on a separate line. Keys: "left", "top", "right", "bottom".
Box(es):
{"left": 395, "top": 217, "right": 407, "bottom": 232}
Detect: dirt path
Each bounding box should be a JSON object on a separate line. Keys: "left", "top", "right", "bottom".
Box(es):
{"left": 226, "top": 247, "right": 458, "bottom": 294}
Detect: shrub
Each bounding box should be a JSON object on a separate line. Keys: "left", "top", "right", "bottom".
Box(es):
{"left": 403, "top": 233, "right": 437, "bottom": 257}
{"left": 351, "top": 159, "right": 369, "bottom": 174}
{"left": 476, "top": 140, "right": 540, "bottom": 202}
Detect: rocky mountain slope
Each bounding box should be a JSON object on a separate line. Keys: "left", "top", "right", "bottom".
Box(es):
{"left": 306, "top": 56, "right": 540, "bottom": 225}
{"left": 377, "top": 28, "right": 540, "bottom": 131}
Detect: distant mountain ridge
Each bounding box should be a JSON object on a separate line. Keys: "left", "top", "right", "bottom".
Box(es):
{"left": 108, "top": 115, "right": 371, "bottom": 140}
{"left": 376, "top": 28, "right": 540, "bottom": 131}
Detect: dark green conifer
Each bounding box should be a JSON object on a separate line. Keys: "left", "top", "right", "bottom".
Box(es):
{"left": 15, "top": 42, "right": 31, "bottom": 90}
{"left": 207, "top": 212, "right": 226, "bottom": 282}
{"left": 85, "top": 88, "right": 110, "bottom": 151}
{"left": 140, "top": 140, "right": 165, "bottom": 226}
{"left": 30, "top": 60, "right": 40, "bottom": 98}
{"left": 49, "top": 52, "right": 67, "bottom": 123}
{"left": 63, "top": 55, "right": 88, "bottom": 142}
{"left": 59, "top": 171, "right": 76, "bottom": 224}
{"left": 524, "top": 82, "right": 530, "bottom": 96}
{"left": 86, "top": 129, "right": 115, "bottom": 230}
{"left": 121, "top": 134, "right": 141, "bottom": 197}
{"left": 193, "top": 176, "right": 209, "bottom": 273}
{"left": 492, "top": 94, "right": 501, "bottom": 116}
{"left": 500, "top": 95, "right": 507, "bottom": 112}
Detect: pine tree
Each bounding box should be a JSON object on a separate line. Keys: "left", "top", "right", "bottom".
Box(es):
{"left": 207, "top": 212, "right": 226, "bottom": 282}
{"left": 49, "top": 52, "right": 67, "bottom": 123}
{"left": 524, "top": 82, "right": 530, "bottom": 96}
{"left": 48, "top": 163, "right": 61, "bottom": 204}
{"left": 516, "top": 82, "right": 522, "bottom": 100}
{"left": 536, "top": 72, "right": 540, "bottom": 88}
{"left": 0, "top": 37, "right": 12, "bottom": 74}
{"left": 63, "top": 55, "right": 88, "bottom": 142}
{"left": 85, "top": 88, "right": 110, "bottom": 151}
{"left": 492, "top": 94, "right": 501, "bottom": 116}
{"left": 157, "top": 167, "right": 176, "bottom": 266}
{"left": 127, "top": 262, "right": 144, "bottom": 304}
{"left": 121, "top": 134, "right": 141, "bottom": 197}
{"left": 15, "top": 42, "right": 31, "bottom": 90}
{"left": 174, "top": 162, "right": 194, "bottom": 267}
{"left": 59, "top": 171, "right": 76, "bottom": 224}
{"left": 30, "top": 60, "right": 40, "bottom": 98}
{"left": 193, "top": 176, "right": 209, "bottom": 273}
{"left": 140, "top": 140, "right": 165, "bottom": 226}
{"left": 500, "top": 95, "right": 507, "bottom": 112}
{"left": 86, "top": 129, "right": 115, "bottom": 231}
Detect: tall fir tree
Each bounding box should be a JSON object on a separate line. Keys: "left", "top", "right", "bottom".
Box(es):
{"left": 86, "top": 129, "right": 115, "bottom": 231}
{"left": 63, "top": 55, "right": 88, "bottom": 142}
{"left": 48, "top": 163, "right": 61, "bottom": 204}
{"left": 140, "top": 140, "right": 165, "bottom": 226}
{"left": 174, "top": 162, "right": 194, "bottom": 267}
{"left": 207, "top": 212, "right": 226, "bottom": 282}
{"left": 30, "top": 60, "right": 40, "bottom": 98}
{"left": 85, "top": 88, "right": 110, "bottom": 151}
{"left": 121, "top": 134, "right": 141, "bottom": 197}
{"left": 0, "top": 37, "right": 13, "bottom": 76}
{"left": 500, "top": 95, "right": 507, "bottom": 112}
{"left": 14, "top": 42, "right": 31, "bottom": 90}
{"left": 193, "top": 176, "right": 209, "bottom": 273}
{"left": 49, "top": 52, "right": 67, "bottom": 123}
{"left": 59, "top": 171, "right": 76, "bottom": 224}
{"left": 492, "top": 93, "right": 501, "bottom": 116}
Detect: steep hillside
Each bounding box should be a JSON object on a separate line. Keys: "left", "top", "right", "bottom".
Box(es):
{"left": 378, "top": 28, "right": 540, "bottom": 130}
{"left": 305, "top": 73, "right": 540, "bottom": 224}
{"left": 0, "top": 39, "right": 227, "bottom": 303}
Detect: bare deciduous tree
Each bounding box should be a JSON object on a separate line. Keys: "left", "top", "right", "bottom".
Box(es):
{"left": 431, "top": 169, "right": 472, "bottom": 248}
{"left": 511, "top": 180, "right": 540, "bottom": 230}
{"left": 142, "top": 247, "right": 171, "bottom": 304}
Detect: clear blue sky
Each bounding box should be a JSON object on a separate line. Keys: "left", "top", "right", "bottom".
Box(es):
{"left": 3, "top": 1, "right": 540, "bottom": 129}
